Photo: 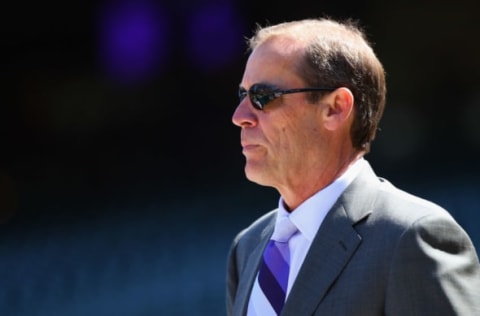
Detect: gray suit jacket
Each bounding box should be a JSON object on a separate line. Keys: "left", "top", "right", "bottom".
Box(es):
{"left": 227, "top": 162, "right": 480, "bottom": 315}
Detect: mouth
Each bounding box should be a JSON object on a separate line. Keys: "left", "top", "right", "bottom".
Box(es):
{"left": 241, "top": 133, "right": 261, "bottom": 153}
{"left": 241, "top": 139, "right": 256, "bottom": 148}
{"left": 241, "top": 143, "right": 261, "bottom": 155}
{"left": 242, "top": 144, "right": 258, "bottom": 150}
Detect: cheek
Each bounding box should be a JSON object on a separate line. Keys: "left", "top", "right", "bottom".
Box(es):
{"left": 277, "top": 126, "right": 308, "bottom": 156}
{"left": 263, "top": 110, "right": 318, "bottom": 154}
{"left": 288, "top": 120, "right": 324, "bottom": 152}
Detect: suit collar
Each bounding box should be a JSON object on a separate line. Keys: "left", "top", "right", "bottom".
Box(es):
{"left": 287, "top": 158, "right": 367, "bottom": 243}
{"left": 282, "top": 162, "right": 379, "bottom": 315}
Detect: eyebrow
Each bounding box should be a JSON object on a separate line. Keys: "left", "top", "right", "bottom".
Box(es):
{"left": 239, "top": 82, "right": 278, "bottom": 90}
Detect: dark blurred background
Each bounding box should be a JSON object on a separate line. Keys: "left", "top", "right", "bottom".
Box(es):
{"left": 0, "top": 0, "right": 479, "bottom": 315}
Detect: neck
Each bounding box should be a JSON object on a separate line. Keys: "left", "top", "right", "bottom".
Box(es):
{"left": 279, "top": 151, "right": 363, "bottom": 211}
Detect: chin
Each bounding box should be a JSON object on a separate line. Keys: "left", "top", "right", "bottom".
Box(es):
{"left": 244, "top": 163, "right": 272, "bottom": 187}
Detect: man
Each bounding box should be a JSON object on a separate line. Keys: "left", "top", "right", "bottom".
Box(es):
{"left": 227, "top": 18, "right": 480, "bottom": 316}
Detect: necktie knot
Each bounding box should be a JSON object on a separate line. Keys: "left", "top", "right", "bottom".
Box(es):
{"left": 271, "top": 217, "right": 297, "bottom": 243}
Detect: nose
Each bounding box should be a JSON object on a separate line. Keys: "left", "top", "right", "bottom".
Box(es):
{"left": 232, "top": 98, "right": 257, "bottom": 128}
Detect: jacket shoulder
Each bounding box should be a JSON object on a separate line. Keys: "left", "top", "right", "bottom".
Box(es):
{"left": 374, "top": 178, "right": 454, "bottom": 223}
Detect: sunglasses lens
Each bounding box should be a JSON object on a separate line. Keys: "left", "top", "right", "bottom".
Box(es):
{"left": 250, "top": 84, "right": 278, "bottom": 110}
{"left": 256, "top": 94, "right": 276, "bottom": 110}
{"left": 238, "top": 84, "right": 278, "bottom": 110}
{"left": 250, "top": 94, "right": 264, "bottom": 110}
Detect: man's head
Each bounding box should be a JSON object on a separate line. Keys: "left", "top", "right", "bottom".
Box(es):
{"left": 232, "top": 18, "right": 386, "bottom": 208}
{"left": 249, "top": 19, "right": 386, "bottom": 153}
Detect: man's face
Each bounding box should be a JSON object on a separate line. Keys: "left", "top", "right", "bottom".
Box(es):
{"left": 232, "top": 38, "right": 330, "bottom": 191}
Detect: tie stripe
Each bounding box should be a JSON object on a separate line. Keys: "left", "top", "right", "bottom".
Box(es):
{"left": 262, "top": 242, "right": 290, "bottom": 291}
{"left": 258, "top": 240, "right": 290, "bottom": 314}
{"left": 249, "top": 217, "right": 297, "bottom": 315}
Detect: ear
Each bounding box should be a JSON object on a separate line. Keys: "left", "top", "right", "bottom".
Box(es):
{"left": 322, "top": 87, "right": 354, "bottom": 131}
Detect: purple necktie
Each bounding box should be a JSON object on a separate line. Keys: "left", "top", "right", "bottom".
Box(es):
{"left": 258, "top": 217, "right": 297, "bottom": 315}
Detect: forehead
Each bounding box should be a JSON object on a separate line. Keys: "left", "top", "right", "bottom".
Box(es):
{"left": 241, "top": 37, "right": 305, "bottom": 88}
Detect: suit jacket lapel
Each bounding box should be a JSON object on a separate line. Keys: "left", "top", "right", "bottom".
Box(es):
{"left": 233, "top": 216, "right": 276, "bottom": 316}
{"left": 282, "top": 162, "right": 379, "bottom": 315}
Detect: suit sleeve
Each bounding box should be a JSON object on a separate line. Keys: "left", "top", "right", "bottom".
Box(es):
{"left": 385, "top": 213, "right": 480, "bottom": 315}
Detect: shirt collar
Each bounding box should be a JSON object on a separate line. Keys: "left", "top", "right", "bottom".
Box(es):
{"left": 276, "top": 158, "right": 366, "bottom": 242}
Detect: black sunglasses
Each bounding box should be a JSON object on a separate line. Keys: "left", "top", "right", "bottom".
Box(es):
{"left": 238, "top": 83, "right": 336, "bottom": 110}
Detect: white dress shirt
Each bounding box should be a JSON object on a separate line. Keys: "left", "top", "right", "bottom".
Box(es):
{"left": 247, "top": 158, "right": 366, "bottom": 315}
